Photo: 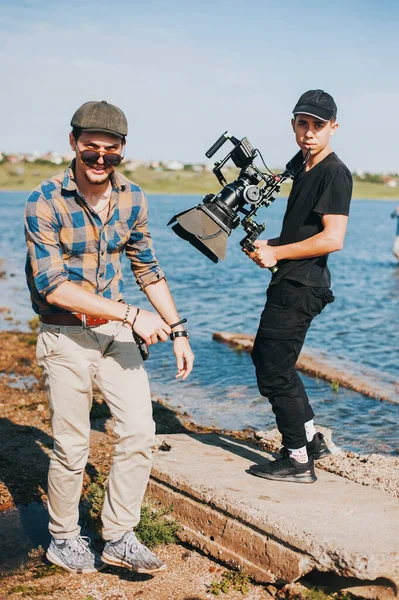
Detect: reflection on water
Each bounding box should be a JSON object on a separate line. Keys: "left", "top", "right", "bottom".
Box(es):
{"left": 0, "top": 192, "right": 398, "bottom": 454}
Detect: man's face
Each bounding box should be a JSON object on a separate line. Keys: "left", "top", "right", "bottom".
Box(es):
{"left": 69, "top": 131, "right": 124, "bottom": 186}
{"left": 291, "top": 114, "right": 338, "bottom": 157}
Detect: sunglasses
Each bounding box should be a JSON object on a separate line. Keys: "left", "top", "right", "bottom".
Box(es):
{"left": 80, "top": 149, "right": 123, "bottom": 167}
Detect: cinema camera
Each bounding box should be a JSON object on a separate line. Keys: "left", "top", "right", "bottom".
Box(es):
{"left": 168, "top": 131, "right": 308, "bottom": 271}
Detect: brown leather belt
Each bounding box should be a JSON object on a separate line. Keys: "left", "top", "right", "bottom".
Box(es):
{"left": 40, "top": 313, "right": 109, "bottom": 327}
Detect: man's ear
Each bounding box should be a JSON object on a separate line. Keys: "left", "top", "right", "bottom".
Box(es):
{"left": 291, "top": 117, "right": 296, "bottom": 132}
{"left": 330, "top": 122, "right": 339, "bottom": 137}
{"left": 69, "top": 132, "right": 77, "bottom": 151}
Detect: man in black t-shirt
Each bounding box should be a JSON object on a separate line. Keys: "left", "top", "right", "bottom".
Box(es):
{"left": 247, "top": 89, "right": 352, "bottom": 484}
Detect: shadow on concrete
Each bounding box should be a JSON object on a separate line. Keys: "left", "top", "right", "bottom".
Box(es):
{"left": 152, "top": 400, "right": 273, "bottom": 465}
{"left": 185, "top": 431, "right": 272, "bottom": 465}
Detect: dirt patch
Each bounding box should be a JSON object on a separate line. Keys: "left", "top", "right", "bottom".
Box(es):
{"left": 0, "top": 544, "right": 275, "bottom": 600}
{"left": 0, "top": 329, "right": 391, "bottom": 600}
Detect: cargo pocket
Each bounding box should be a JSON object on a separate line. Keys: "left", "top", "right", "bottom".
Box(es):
{"left": 311, "top": 287, "right": 335, "bottom": 307}
{"left": 280, "top": 280, "right": 306, "bottom": 310}
{"left": 306, "top": 287, "right": 335, "bottom": 318}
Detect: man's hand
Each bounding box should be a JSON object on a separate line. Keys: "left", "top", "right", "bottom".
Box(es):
{"left": 173, "top": 337, "right": 194, "bottom": 380}
{"left": 130, "top": 309, "right": 171, "bottom": 346}
{"left": 244, "top": 240, "right": 278, "bottom": 269}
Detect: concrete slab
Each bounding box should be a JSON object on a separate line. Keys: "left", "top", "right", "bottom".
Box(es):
{"left": 213, "top": 331, "right": 399, "bottom": 404}
{"left": 149, "top": 433, "right": 399, "bottom": 598}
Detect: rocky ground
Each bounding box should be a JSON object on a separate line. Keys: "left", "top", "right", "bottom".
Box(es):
{"left": 0, "top": 329, "right": 397, "bottom": 599}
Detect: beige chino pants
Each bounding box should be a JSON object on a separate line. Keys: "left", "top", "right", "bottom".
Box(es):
{"left": 36, "top": 320, "right": 155, "bottom": 541}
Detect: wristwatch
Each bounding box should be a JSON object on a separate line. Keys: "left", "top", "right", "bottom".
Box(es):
{"left": 170, "top": 329, "right": 190, "bottom": 341}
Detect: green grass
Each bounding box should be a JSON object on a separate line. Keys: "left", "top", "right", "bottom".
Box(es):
{"left": 209, "top": 571, "right": 250, "bottom": 596}
{"left": 0, "top": 162, "right": 398, "bottom": 199}
{"left": 300, "top": 584, "right": 352, "bottom": 600}
{"left": 81, "top": 472, "right": 180, "bottom": 547}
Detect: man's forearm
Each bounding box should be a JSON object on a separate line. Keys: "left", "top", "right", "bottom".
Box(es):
{"left": 46, "top": 281, "right": 132, "bottom": 321}
{"left": 275, "top": 214, "right": 348, "bottom": 261}
{"left": 275, "top": 231, "right": 342, "bottom": 261}
{"left": 143, "top": 278, "right": 184, "bottom": 329}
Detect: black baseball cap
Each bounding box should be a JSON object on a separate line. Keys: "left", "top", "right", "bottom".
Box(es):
{"left": 293, "top": 89, "right": 337, "bottom": 122}
{"left": 70, "top": 100, "right": 128, "bottom": 138}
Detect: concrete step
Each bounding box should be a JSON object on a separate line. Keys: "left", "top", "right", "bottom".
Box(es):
{"left": 149, "top": 433, "right": 399, "bottom": 599}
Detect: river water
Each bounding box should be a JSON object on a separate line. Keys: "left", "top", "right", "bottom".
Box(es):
{"left": 0, "top": 191, "right": 398, "bottom": 454}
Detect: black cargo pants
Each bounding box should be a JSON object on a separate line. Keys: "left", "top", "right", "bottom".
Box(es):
{"left": 251, "top": 279, "right": 334, "bottom": 449}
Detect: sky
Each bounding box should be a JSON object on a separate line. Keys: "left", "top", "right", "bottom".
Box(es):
{"left": 1, "top": 0, "right": 398, "bottom": 172}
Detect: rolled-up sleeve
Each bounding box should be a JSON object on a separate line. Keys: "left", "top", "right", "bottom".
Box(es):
{"left": 24, "top": 191, "right": 69, "bottom": 297}
{"left": 125, "top": 192, "right": 165, "bottom": 290}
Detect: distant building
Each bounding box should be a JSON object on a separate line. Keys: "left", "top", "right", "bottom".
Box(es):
{"left": 123, "top": 160, "right": 141, "bottom": 172}
{"left": 165, "top": 160, "right": 184, "bottom": 171}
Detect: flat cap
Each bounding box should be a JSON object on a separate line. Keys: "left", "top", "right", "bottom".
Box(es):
{"left": 70, "top": 100, "right": 128, "bottom": 137}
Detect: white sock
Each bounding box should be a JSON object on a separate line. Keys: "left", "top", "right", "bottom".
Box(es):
{"left": 304, "top": 419, "right": 317, "bottom": 443}
{"left": 288, "top": 446, "right": 308, "bottom": 463}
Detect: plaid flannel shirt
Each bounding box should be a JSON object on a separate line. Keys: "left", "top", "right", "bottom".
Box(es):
{"left": 24, "top": 161, "right": 165, "bottom": 314}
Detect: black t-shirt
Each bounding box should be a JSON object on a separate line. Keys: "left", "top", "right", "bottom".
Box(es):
{"left": 271, "top": 151, "right": 352, "bottom": 287}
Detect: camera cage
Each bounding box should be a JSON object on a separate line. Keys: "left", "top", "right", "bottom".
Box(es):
{"left": 168, "top": 131, "right": 310, "bottom": 264}
{"left": 205, "top": 131, "right": 294, "bottom": 253}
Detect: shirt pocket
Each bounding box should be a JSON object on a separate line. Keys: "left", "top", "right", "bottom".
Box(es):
{"left": 107, "top": 222, "right": 131, "bottom": 252}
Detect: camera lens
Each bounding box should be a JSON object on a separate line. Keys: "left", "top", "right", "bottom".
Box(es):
{"left": 244, "top": 185, "right": 261, "bottom": 204}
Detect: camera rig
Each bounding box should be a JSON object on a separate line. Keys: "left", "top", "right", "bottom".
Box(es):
{"left": 168, "top": 131, "right": 308, "bottom": 266}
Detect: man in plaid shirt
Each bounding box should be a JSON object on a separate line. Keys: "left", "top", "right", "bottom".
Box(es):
{"left": 25, "top": 100, "right": 194, "bottom": 574}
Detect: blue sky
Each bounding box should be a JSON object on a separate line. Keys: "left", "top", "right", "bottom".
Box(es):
{"left": 1, "top": 0, "right": 398, "bottom": 171}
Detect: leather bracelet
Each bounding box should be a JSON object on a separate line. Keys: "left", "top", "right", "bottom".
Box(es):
{"left": 170, "top": 318, "right": 187, "bottom": 329}
{"left": 170, "top": 329, "right": 189, "bottom": 341}
{"left": 131, "top": 307, "right": 140, "bottom": 331}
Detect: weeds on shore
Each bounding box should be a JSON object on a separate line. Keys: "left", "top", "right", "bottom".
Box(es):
{"left": 136, "top": 502, "right": 180, "bottom": 549}
{"left": 28, "top": 315, "right": 40, "bottom": 333}
{"left": 209, "top": 571, "right": 250, "bottom": 595}
{"left": 283, "top": 584, "right": 353, "bottom": 600}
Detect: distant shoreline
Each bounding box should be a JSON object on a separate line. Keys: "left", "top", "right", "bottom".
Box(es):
{"left": 1, "top": 187, "right": 398, "bottom": 201}
{"left": 1, "top": 163, "right": 398, "bottom": 200}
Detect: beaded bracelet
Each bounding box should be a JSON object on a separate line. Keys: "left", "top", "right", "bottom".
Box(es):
{"left": 122, "top": 303, "right": 132, "bottom": 326}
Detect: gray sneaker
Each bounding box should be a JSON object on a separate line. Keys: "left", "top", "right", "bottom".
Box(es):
{"left": 102, "top": 531, "right": 167, "bottom": 573}
{"left": 46, "top": 535, "right": 105, "bottom": 573}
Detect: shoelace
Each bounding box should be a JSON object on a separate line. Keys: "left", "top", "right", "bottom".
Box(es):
{"left": 68, "top": 535, "right": 92, "bottom": 555}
